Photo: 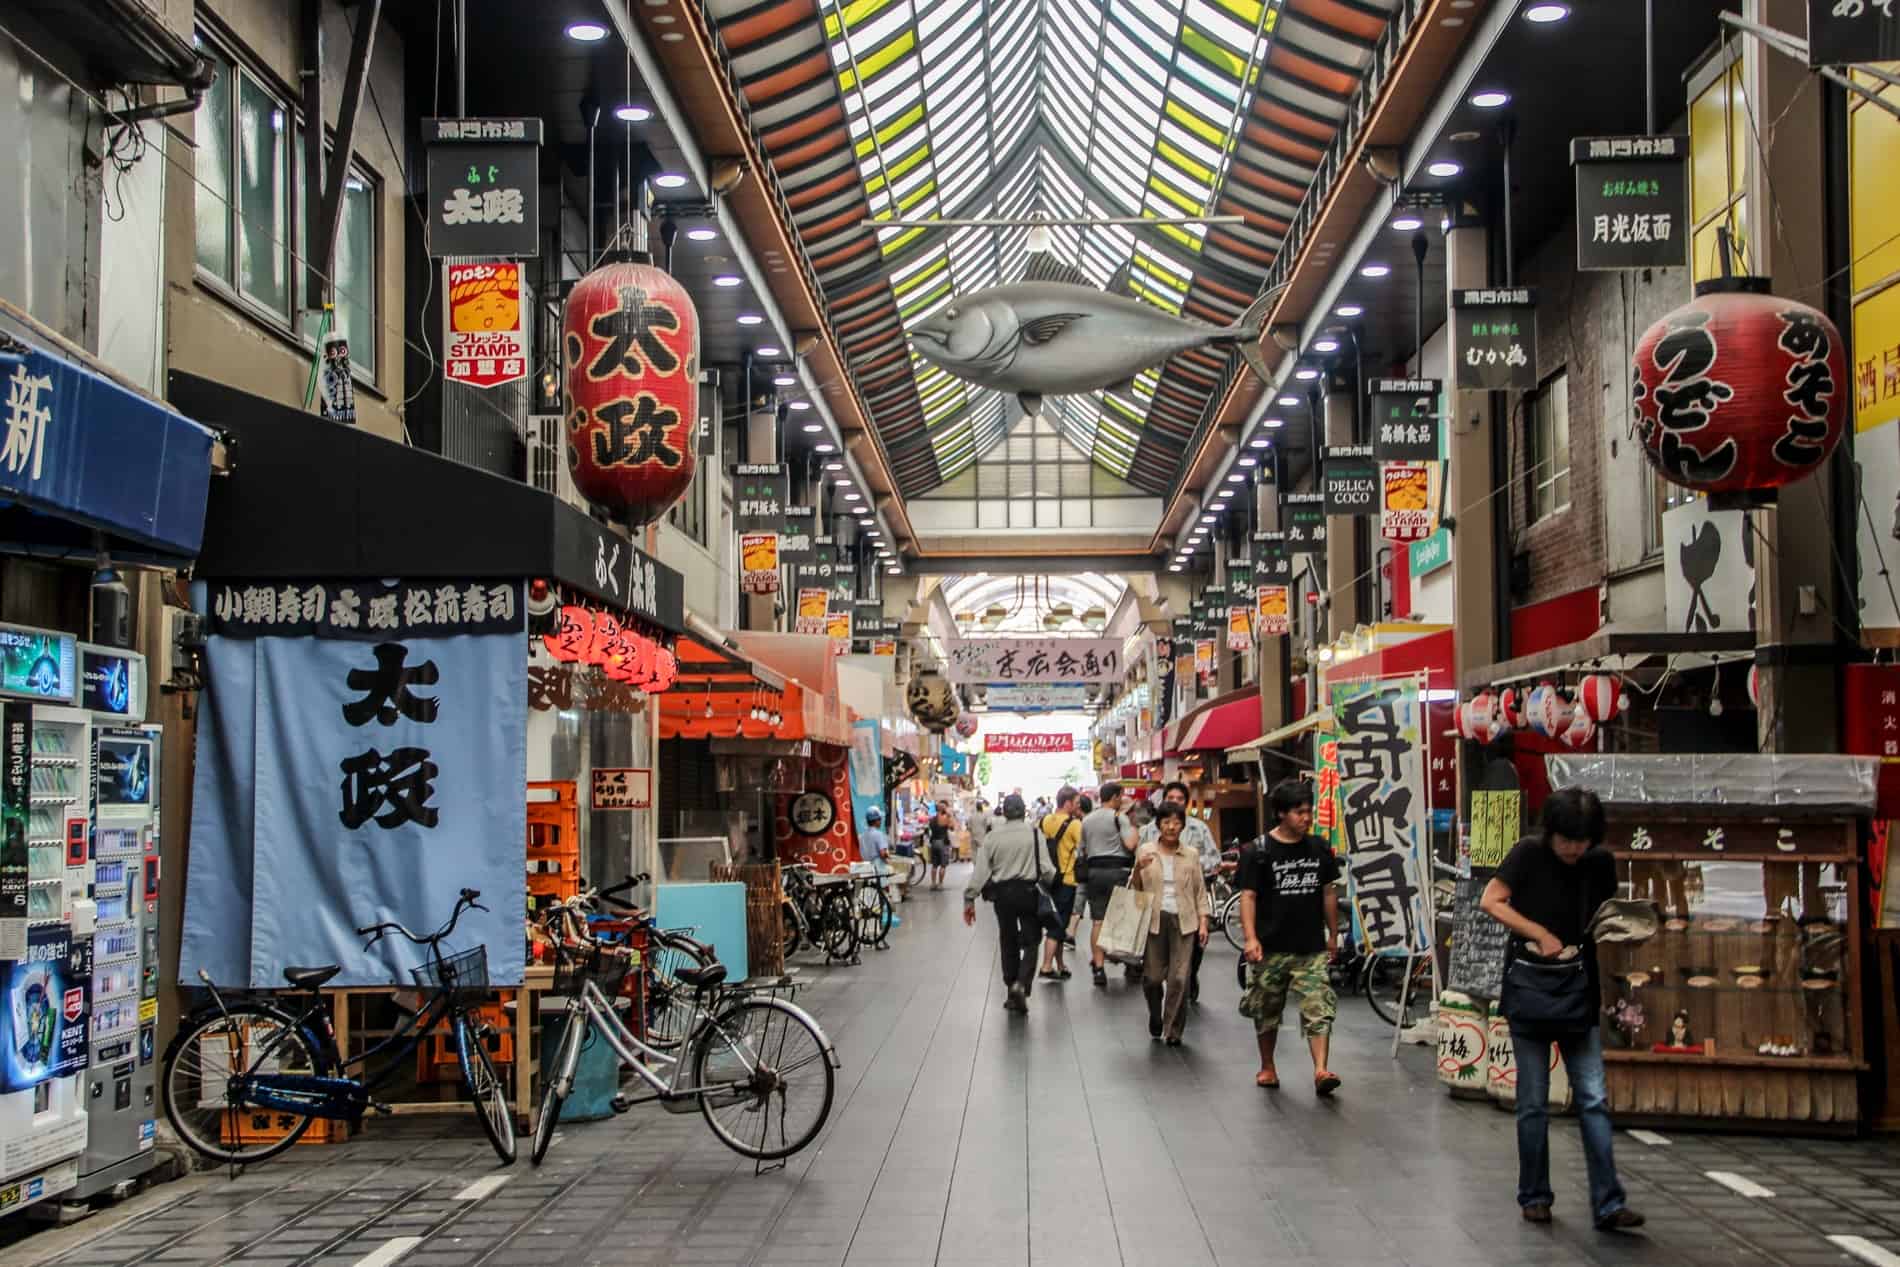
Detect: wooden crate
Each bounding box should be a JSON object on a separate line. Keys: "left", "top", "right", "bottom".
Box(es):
{"left": 712, "top": 861, "right": 785, "bottom": 978}
{"left": 221, "top": 1110, "right": 350, "bottom": 1148}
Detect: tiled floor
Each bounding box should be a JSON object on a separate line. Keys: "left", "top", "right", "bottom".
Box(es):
{"left": 5, "top": 863, "right": 1900, "bottom": 1266}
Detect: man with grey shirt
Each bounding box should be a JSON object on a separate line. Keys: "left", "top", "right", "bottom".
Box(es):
{"left": 964, "top": 795, "right": 1053, "bottom": 1014}
{"left": 1080, "top": 782, "right": 1137, "bottom": 988}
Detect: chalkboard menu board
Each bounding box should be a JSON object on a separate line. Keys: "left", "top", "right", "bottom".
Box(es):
{"left": 1446, "top": 876, "right": 1510, "bottom": 998}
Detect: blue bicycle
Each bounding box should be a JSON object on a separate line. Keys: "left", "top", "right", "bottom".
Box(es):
{"left": 160, "top": 888, "right": 516, "bottom": 1166}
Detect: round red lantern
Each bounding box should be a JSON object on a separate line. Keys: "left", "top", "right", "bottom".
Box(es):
{"left": 1631, "top": 275, "right": 1847, "bottom": 507}
{"left": 562, "top": 255, "right": 700, "bottom": 524}
{"left": 1576, "top": 673, "right": 1627, "bottom": 723}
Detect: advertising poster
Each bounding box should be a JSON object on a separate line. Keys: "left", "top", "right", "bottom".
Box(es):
{"left": 1226, "top": 604, "right": 1252, "bottom": 652}
{"left": 443, "top": 262, "right": 528, "bottom": 389}
{"left": 1380, "top": 462, "right": 1438, "bottom": 543}
{"left": 0, "top": 925, "right": 88, "bottom": 1092}
{"left": 824, "top": 610, "right": 852, "bottom": 652}
{"left": 0, "top": 627, "right": 75, "bottom": 704}
{"left": 794, "top": 588, "right": 830, "bottom": 636}
{"left": 847, "top": 719, "right": 884, "bottom": 842}
{"left": 983, "top": 733, "right": 1073, "bottom": 754}
{"left": 740, "top": 532, "right": 781, "bottom": 595}
{"left": 1194, "top": 639, "right": 1215, "bottom": 682}
{"left": 871, "top": 640, "right": 896, "bottom": 657}
{"left": 1255, "top": 585, "right": 1290, "bottom": 637}
{"left": 1326, "top": 677, "right": 1432, "bottom": 955}
{"left": 0, "top": 703, "right": 27, "bottom": 955}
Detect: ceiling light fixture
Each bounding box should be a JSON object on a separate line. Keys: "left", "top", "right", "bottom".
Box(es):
{"left": 1525, "top": 2, "right": 1569, "bottom": 21}
{"left": 565, "top": 20, "right": 609, "bottom": 40}
{"left": 1428, "top": 160, "right": 1463, "bottom": 178}
{"left": 1250, "top": 435, "right": 1273, "bottom": 447}
{"left": 1168, "top": 563, "right": 1183, "bottom": 573}
{"left": 653, "top": 173, "right": 689, "bottom": 189}
{"left": 824, "top": 462, "right": 845, "bottom": 471}
{"left": 758, "top": 345, "right": 782, "bottom": 358}
{"left": 788, "top": 400, "right": 811, "bottom": 411}
{"left": 1391, "top": 214, "right": 1423, "bottom": 232}
{"left": 1263, "top": 417, "right": 1286, "bottom": 429}
{"left": 845, "top": 492, "right": 862, "bottom": 502}
{"left": 737, "top": 314, "right": 763, "bottom": 326}
{"left": 1278, "top": 394, "right": 1300, "bottom": 406}
{"left": 1470, "top": 89, "right": 1511, "bottom": 108}
{"left": 713, "top": 275, "right": 742, "bottom": 287}
{"left": 1238, "top": 455, "right": 1258, "bottom": 467}
{"left": 1361, "top": 263, "right": 1392, "bottom": 278}
{"left": 1216, "top": 489, "right": 1235, "bottom": 499}
{"left": 1336, "top": 303, "right": 1364, "bottom": 318}
{"left": 614, "top": 105, "right": 652, "bottom": 123}
{"left": 1294, "top": 367, "right": 1321, "bottom": 380}
{"left": 1313, "top": 337, "right": 1340, "bottom": 353}
{"left": 1226, "top": 473, "right": 1246, "bottom": 483}
{"left": 814, "top": 442, "right": 836, "bottom": 453}
{"left": 772, "top": 374, "right": 796, "bottom": 387}
{"left": 686, "top": 227, "right": 718, "bottom": 242}
{"left": 1200, "top": 514, "right": 1216, "bottom": 524}
{"left": 801, "top": 422, "right": 823, "bottom": 433}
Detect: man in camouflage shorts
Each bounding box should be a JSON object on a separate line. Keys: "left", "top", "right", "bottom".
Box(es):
{"left": 1238, "top": 780, "right": 1343, "bottom": 1095}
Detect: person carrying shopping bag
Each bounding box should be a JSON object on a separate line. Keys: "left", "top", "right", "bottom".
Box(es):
{"left": 1130, "top": 802, "right": 1212, "bottom": 1044}
{"left": 964, "top": 794, "right": 1055, "bottom": 1014}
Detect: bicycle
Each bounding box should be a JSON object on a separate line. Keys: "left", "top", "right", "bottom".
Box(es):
{"left": 781, "top": 862, "right": 859, "bottom": 962}
{"left": 1361, "top": 952, "right": 1434, "bottom": 1028}
{"left": 850, "top": 862, "right": 896, "bottom": 951}
{"left": 161, "top": 887, "right": 516, "bottom": 1166}
{"left": 532, "top": 876, "right": 838, "bottom": 1166}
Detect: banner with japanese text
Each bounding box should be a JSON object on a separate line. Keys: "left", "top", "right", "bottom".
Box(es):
{"left": 983, "top": 733, "right": 1074, "bottom": 754}
{"left": 794, "top": 588, "right": 829, "bottom": 635}
{"left": 1194, "top": 639, "right": 1215, "bottom": 682}
{"left": 824, "top": 610, "right": 851, "bottom": 653}
{"left": 946, "top": 638, "right": 1121, "bottom": 685}
{"left": 740, "top": 532, "right": 780, "bottom": 594}
{"left": 847, "top": 719, "right": 883, "bottom": 846}
{"left": 1226, "top": 604, "right": 1252, "bottom": 652}
{"left": 181, "top": 582, "right": 527, "bottom": 988}
{"left": 1255, "top": 584, "right": 1290, "bottom": 637}
{"left": 1325, "top": 676, "right": 1432, "bottom": 956}
{"left": 1379, "top": 462, "right": 1439, "bottom": 543}
{"left": 443, "top": 262, "right": 528, "bottom": 389}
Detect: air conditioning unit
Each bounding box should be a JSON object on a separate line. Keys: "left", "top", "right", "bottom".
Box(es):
{"left": 521, "top": 414, "right": 588, "bottom": 513}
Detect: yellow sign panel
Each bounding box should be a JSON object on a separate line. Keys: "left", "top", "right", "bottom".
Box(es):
{"left": 139, "top": 997, "right": 158, "bottom": 1024}
{"left": 1469, "top": 789, "right": 1522, "bottom": 870}
{"left": 1855, "top": 282, "right": 1900, "bottom": 434}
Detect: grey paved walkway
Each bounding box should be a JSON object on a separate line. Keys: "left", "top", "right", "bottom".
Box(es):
{"left": 5, "top": 862, "right": 1900, "bottom": 1267}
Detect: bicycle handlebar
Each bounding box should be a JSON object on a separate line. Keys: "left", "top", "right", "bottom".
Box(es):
{"left": 357, "top": 888, "right": 485, "bottom": 950}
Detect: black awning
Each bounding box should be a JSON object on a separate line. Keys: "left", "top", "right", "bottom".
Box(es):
{"left": 170, "top": 372, "right": 684, "bottom": 634}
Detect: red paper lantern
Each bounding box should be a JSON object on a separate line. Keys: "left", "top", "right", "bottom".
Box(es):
{"left": 1631, "top": 277, "right": 1847, "bottom": 506}
{"left": 544, "top": 605, "right": 594, "bottom": 662}
{"left": 1576, "top": 673, "right": 1627, "bottom": 723}
{"left": 562, "top": 256, "right": 700, "bottom": 524}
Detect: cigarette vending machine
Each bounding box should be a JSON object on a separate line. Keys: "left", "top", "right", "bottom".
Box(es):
{"left": 70, "top": 643, "right": 159, "bottom": 1202}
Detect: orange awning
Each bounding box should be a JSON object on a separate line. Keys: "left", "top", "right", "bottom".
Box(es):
{"left": 658, "top": 634, "right": 853, "bottom": 746}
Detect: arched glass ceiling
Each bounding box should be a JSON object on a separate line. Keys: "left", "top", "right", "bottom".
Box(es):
{"left": 943, "top": 573, "right": 1128, "bottom": 635}
{"left": 712, "top": 0, "right": 1395, "bottom": 496}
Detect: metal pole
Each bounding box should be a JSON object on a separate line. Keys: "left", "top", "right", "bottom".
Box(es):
{"left": 1499, "top": 117, "right": 1517, "bottom": 288}
{"left": 1411, "top": 231, "right": 1428, "bottom": 377}
{"left": 1644, "top": 0, "right": 1655, "bottom": 136}
{"left": 454, "top": 0, "right": 465, "bottom": 115}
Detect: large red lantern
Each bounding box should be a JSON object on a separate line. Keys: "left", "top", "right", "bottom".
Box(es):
{"left": 1632, "top": 275, "right": 1847, "bottom": 507}
{"left": 562, "top": 255, "right": 700, "bottom": 524}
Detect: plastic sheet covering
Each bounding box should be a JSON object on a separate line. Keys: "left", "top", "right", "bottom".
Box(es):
{"left": 1543, "top": 754, "right": 1878, "bottom": 814}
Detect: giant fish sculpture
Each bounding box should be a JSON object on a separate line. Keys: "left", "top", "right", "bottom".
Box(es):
{"left": 908, "top": 261, "right": 1277, "bottom": 418}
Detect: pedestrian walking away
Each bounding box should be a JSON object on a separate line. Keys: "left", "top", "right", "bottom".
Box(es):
{"left": 1238, "top": 779, "right": 1343, "bottom": 1095}
{"left": 1078, "top": 782, "right": 1137, "bottom": 987}
{"left": 1131, "top": 802, "right": 1212, "bottom": 1044}
{"left": 964, "top": 793, "right": 1055, "bottom": 1013}
{"left": 1481, "top": 786, "right": 1646, "bottom": 1234}
{"left": 1141, "top": 780, "right": 1218, "bottom": 1002}
{"left": 968, "top": 798, "right": 992, "bottom": 855}
{"left": 1038, "top": 785, "right": 1084, "bottom": 981}
{"left": 927, "top": 803, "right": 955, "bottom": 888}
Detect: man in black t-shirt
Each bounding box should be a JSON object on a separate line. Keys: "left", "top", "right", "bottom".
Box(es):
{"left": 1237, "top": 779, "right": 1343, "bottom": 1096}
{"left": 1479, "top": 787, "right": 1643, "bottom": 1234}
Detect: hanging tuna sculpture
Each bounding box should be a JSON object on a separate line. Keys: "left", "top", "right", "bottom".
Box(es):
{"left": 908, "top": 257, "right": 1277, "bottom": 419}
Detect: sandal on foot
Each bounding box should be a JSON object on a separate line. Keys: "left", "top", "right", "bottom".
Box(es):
{"left": 1255, "top": 1071, "right": 1280, "bottom": 1089}
{"left": 1315, "top": 1072, "right": 1342, "bottom": 1097}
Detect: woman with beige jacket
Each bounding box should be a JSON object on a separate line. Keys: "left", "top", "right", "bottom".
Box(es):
{"left": 1131, "top": 802, "right": 1213, "bottom": 1045}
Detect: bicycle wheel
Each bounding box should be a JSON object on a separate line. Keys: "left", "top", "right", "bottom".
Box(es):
{"left": 456, "top": 1013, "right": 516, "bottom": 1164}
{"left": 854, "top": 885, "right": 888, "bottom": 949}
{"left": 531, "top": 1006, "right": 581, "bottom": 1166}
{"left": 779, "top": 901, "right": 804, "bottom": 959}
{"left": 1363, "top": 955, "right": 1430, "bottom": 1028}
{"left": 692, "top": 997, "right": 835, "bottom": 1161}
{"left": 820, "top": 890, "right": 857, "bottom": 961}
{"left": 161, "top": 1001, "right": 326, "bottom": 1166}
{"left": 1221, "top": 893, "right": 1246, "bottom": 951}
{"left": 646, "top": 932, "right": 713, "bottom": 1051}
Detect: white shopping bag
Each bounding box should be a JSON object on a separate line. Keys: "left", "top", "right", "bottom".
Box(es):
{"left": 1098, "top": 882, "right": 1153, "bottom": 965}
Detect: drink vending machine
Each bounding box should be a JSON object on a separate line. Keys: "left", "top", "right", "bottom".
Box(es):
{"left": 0, "top": 629, "right": 157, "bottom": 1220}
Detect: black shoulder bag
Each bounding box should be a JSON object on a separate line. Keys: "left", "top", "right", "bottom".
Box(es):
{"left": 1497, "top": 879, "right": 1595, "bottom": 1036}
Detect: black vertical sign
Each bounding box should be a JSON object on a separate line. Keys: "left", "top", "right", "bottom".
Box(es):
{"left": 1, "top": 702, "right": 28, "bottom": 937}
{"left": 1252, "top": 531, "right": 1292, "bottom": 583}
{"left": 780, "top": 505, "right": 817, "bottom": 564}
{"left": 1322, "top": 446, "right": 1380, "bottom": 516}
{"left": 1282, "top": 492, "right": 1327, "bottom": 555}
{"left": 730, "top": 464, "right": 789, "bottom": 533}
{"left": 1368, "top": 379, "right": 1443, "bottom": 461}
{"left": 1571, "top": 136, "right": 1688, "bottom": 271}
{"left": 1808, "top": 1, "right": 1900, "bottom": 66}
{"left": 1452, "top": 289, "right": 1538, "bottom": 391}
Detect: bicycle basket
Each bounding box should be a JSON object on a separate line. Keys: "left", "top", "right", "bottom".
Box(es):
{"left": 553, "top": 941, "right": 636, "bottom": 997}
{"left": 410, "top": 945, "right": 490, "bottom": 1007}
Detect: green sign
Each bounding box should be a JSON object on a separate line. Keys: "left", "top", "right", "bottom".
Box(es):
{"left": 1409, "top": 528, "right": 1452, "bottom": 578}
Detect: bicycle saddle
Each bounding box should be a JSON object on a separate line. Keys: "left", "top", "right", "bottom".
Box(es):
{"left": 674, "top": 962, "right": 727, "bottom": 989}
{"left": 283, "top": 964, "right": 342, "bottom": 990}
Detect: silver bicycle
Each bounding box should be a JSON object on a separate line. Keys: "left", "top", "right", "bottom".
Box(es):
{"left": 530, "top": 877, "right": 838, "bottom": 1166}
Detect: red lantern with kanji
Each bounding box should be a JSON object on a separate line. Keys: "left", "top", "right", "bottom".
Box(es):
{"left": 1631, "top": 275, "right": 1847, "bottom": 507}
{"left": 562, "top": 255, "right": 700, "bottom": 524}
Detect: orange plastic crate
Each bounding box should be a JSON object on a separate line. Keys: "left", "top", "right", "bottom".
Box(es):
{"left": 221, "top": 1110, "right": 349, "bottom": 1147}
{"left": 417, "top": 998, "right": 514, "bottom": 1081}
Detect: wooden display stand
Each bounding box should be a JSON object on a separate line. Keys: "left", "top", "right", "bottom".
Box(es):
{"left": 712, "top": 861, "right": 786, "bottom": 977}
{"left": 1597, "top": 811, "right": 1864, "bottom": 1131}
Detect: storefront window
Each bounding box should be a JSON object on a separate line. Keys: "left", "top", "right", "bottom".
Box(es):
{"left": 295, "top": 132, "right": 379, "bottom": 380}
{"left": 1688, "top": 49, "right": 1749, "bottom": 283}
{"left": 1528, "top": 370, "right": 1570, "bottom": 521}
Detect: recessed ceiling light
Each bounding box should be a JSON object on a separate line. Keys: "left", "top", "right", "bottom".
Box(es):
{"left": 686, "top": 227, "right": 718, "bottom": 242}
{"left": 858, "top": 517, "right": 874, "bottom": 526}
{"left": 737, "top": 314, "right": 764, "bottom": 326}
{"left": 835, "top": 476, "right": 852, "bottom": 487}
{"left": 615, "top": 105, "right": 652, "bottom": 123}
{"left": 788, "top": 400, "right": 811, "bottom": 411}
{"left": 815, "top": 442, "right": 836, "bottom": 453}
{"left": 1428, "top": 160, "right": 1462, "bottom": 178}
{"left": 1278, "top": 394, "right": 1300, "bottom": 406}
{"left": 1525, "top": 2, "right": 1569, "bottom": 21}
{"left": 824, "top": 461, "right": 846, "bottom": 471}
{"left": 773, "top": 374, "right": 797, "bottom": 387}
{"left": 1361, "top": 263, "right": 1392, "bottom": 278}
{"left": 801, "top": 422, "right": 823, "bottom": 433}
{"left": 1200, "top": 514, "right": 1216, "bottom": 524}
{"left": 1263, "top": 417, "right": 1285, "bottom": 428}
{"left": 758, "top": 345, "right": 782, "bottom": 358}
{"left": 1168, "top": 564, "right": 1182, "bottom": 573}
{"left": 654, "top": 173, "right": 689, "bottom": 189}
{"left": 887, "top": 567, "right": 902, "bottom": 574}
{"left": 1313, "top": 338, "right": 1340, "bottom": 353}
{"left": 661, "top": 31, "right": 684, "bottom": 42}
{"left": 713, "top": 275, "right": 742, "bottom": 287}
{"left": 1470, "top": 90, "right": 1511, "bottom": 109}
{"left": 1227, "top": 473, "right": 1247, "bottom": 484}
{"left": 1217, "top": 488, "right": 1235, "bottom": 499}
{"left": 1294, "top": 367, "right": 1321, "bottom": 380}
{"left": 1238, "top": 456, "right": 1258, "bottom": 467}
{"left": 565, "top": 20, "right": 608, "bottom": 40}
{"left": 867, "top": 529, "right": 881, "bottom": 537}
{"left": 1250, "top": 435, "right": 1273, "bottom": 447}
{"left": 1391, "top": 215, "right": 1423, "bottom": 232}
{"left": 845, "top": 492, "right": 863, "bottom": 502}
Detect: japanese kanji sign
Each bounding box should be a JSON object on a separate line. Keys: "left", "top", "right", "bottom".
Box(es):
{"left": 731, "top": 463, "right": 788, "bottom": 533}
{"left": 1251, "top": 531, "right": 1292, "bottom": 583}
{"left": 207, "top": 580, "right": 522, "bottom": 640}
{"left": 0, "top": 703, "right": 26, "bottom": 957}
{"left": 1572, "top": 136, "right": 1688, "bottom": 271}
{"left": 180, "top": 608, "right": 527, "bottom": 989}
{"left": 740, "top": 533, "right": 780, "bottom": 595}
{"left": 1379, "top": 461, "right": 1438, "bottom": 543}
{"left": 983, "top": 733, "right": 1074, "bottom": 754}
{"left": 591, "top": 767, "right": 653, "bottom": 811}
{"left": 443, "top": 262, "right": 529, "bottom": 389}
{"left": 1322, "top": 445, "right": 1379, "bottom": 516}
{"left": 791, "top": 538, "right": 853, "bottom": 603}
{"left": 794, "top": 588, "right": 830, "bottom": 635}
{"left": 1843, "top": 663, "right": 1900, "bottom": 760}
{"left": 945, "top": 638, "right": 1122, "bottom": 685}
{"left": 1227, "top": 604, "right": 1252, "bottom": 652}
{"left": 1227, "top": 562, "right": 1254, "bottom": 598}
{"left": 424, "top": 117, "right": 541, "bottom": 257}
{"left": 1282, "top": 492, "right": 1327, "bottom": 555}
{"left": 1368, "top": 379, "right": 1442, "bottom": 462}
{"left": 1468, "top": 789, "right": 1521, "bottom": 870}
{"left": 1194, "top": 639, "right": 1215, "bottom": 682}
{"left": 1453, "top": 290, "right": 1538, "bottom": 391}
{"left": 779, "top": 505, "right": 817, "bottom": 564}
{"left": 1328, "top": 677, "right": 1432, "bottom": 955}
{"left": 985, "top": 684, "right": 1089, "bottom": 710}
{"left": 1807, "top": 0, "right": 1900, "bottom": 66}
{"left": 1256, "top": 584, "right": 1290, "bottom": 637}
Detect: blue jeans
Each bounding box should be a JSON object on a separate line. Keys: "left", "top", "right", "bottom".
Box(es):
{"left": 1511, "top": 1026, "right": 1627, "bottom": 1222}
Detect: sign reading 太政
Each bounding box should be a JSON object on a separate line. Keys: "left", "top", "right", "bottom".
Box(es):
{"left": 423, "top": 117, "right": 541, "bottom": 258}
